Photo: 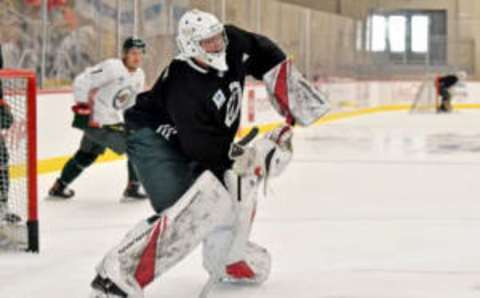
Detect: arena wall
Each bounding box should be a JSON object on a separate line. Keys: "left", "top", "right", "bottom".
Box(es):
{"left": 36, "top": 80, "right": 480, "bottom": 175}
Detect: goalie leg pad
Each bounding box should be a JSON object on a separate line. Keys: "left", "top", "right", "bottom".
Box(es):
{"left": 202, "top": 171, "right": 271, "bottom": 285}
{"left": 92, "top": 171, "right": 232, "bottom": 296}
{"left": 203, "top": 235, "right": 272, "bottom": 285}
{"left": 224, "top": 242, "right": 271, "bottom": 285}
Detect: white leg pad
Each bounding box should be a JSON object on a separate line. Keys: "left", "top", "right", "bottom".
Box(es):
{"left": 202, "top": 171, "right": 271, "bottom": 285}
{"left": 230, "top": 241, "right": 271, "bottom": 285}
{"left": 93, "top": 171, "right": 232, "bottom": 296}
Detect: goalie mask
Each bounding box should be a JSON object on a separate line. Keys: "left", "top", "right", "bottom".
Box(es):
{"left": 177, "top": 9, "right": 228, "bottom": 72}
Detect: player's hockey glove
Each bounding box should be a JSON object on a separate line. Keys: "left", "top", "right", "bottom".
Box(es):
{"left": 71, "top": 103, "right": 92, "bottom": 129}
{"left": 230, "top": 125, "right": 293, "bottom": 178}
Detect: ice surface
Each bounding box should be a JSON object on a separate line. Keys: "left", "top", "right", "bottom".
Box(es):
{"left": 2, "top": 111, "right": 480, "bottom": 298}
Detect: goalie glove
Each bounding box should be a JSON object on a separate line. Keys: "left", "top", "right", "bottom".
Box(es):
{"left": 71, "top": 103, "right": 92, "bottom": 129}
{"left": 230, "top": 126, "right": 293, "bottom": 178}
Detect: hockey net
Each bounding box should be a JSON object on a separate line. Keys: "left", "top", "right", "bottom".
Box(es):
{"left": 0, "top": 69, "right": 38, "bottom": 252}
{"left": 410, "top": 76, "right": 439, "bottom": 113}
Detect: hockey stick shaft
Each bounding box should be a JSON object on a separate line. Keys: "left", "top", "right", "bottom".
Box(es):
{"left": 238, "top": 126, "right": 259, "bottom": 145}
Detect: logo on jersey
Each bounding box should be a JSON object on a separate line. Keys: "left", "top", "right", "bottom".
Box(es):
{"left": 225, "top": 82, "right": 242, "bottom": 127}
{"left": 156, "top": 124, "right": 178, "bottom": 140}
{"left": 112, "top": 87, "right": 135, "bottom": 110}
{"left": 212, "top": 90, "right": 226, "bottom": 110}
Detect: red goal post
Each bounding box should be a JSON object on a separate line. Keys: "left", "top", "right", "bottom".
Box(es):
{"left": 0, "top": 69, "right": 38, "bottom": 252}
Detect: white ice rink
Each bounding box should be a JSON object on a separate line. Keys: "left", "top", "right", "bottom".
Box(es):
{"left": 2, "top": 110, "right": 480, "bottom": 298}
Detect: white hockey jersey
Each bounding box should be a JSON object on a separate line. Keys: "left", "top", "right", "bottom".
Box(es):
{"left": 73, "top": 58, "right": 145, "bottom": 126}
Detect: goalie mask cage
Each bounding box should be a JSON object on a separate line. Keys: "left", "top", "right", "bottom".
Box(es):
{"left": 0, "top": 69, "right": 38, "bottom": 253}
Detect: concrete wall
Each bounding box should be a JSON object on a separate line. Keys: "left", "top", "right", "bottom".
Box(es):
{"left": 188, "top": 0, "right": 357, "bottom": 80}
{"left": 187, "top": 0, "right": 480, "bottom": 79}
{"left": 341, "top": 0, "right": 471, "bottom": 75}
{"left": 281, "top": 0, "right": 480, "bottom": 79}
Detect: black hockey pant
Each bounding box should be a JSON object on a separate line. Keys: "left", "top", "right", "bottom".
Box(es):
{"left": 58, "top": 127, "right": 139, "bottom": 187}
{"left": 126, "top": 128, "right": 200, "bottom": 213}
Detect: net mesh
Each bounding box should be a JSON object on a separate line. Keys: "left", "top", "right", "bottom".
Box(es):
{"left": 0, "top": 71, "right": 35, "bottom": 252}
{"left": 410, "top": 78, "right": 439, "bottom": 113}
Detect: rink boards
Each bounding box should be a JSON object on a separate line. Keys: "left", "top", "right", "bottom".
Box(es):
{"left": 35, "top": 80, "right": 480, "bottom": 175}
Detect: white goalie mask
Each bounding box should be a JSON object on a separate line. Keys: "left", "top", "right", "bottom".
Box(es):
{"left": 177, "top": 9, "right": 228, "bottom": 72}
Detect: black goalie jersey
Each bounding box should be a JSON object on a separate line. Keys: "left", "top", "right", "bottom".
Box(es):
{"left": 125, "top": 25, "right": 286, "bottom": 175}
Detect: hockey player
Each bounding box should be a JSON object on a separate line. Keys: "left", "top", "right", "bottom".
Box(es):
{"left": 0, "top": 44, "right": 21, "bottom": 223}
{"left": 89, "top": 9, "right": 329, "bottom": 298}
{"left": 436, "top": 73, "right": 462, "bottom": 113}
{"left": 48, "top": 37, "right": 148, "bottom": 201}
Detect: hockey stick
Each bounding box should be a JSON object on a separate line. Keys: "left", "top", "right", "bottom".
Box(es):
{"left": 229, "top": 126, "right": 260, "bottom": 159}
{"left": 199, "top": 126, "right": 259, "bottom": 298}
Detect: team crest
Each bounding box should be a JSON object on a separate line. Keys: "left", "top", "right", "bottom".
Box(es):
{"left": 113, "top": 87, "right": 135, "bottom": 110}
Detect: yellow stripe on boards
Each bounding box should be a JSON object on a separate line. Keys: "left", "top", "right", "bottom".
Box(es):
{"left": 25, "top": 103, "right": 480, "bottom": 177}
{"left": 11, "top": 150, "right": 126, "bottom": 178}
{"left": 35, "top": 150, "right": 125, "bottom": 176}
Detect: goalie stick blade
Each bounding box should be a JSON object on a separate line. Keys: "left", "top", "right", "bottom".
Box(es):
{"left": 230, "top": 127, "right": 260, "bottom": 159}
{"left": 238, "top": 127, "right": 259, "bottom": 146}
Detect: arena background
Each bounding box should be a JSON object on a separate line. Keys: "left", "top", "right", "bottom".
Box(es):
{"left": 1, "top": 0, "right": 475, "bottom": 170}
{"left": 3, "top": 2, "right": 480, "bottom": 298}
{"left": 1, "top": 0, "right": 478, "bottom": 85}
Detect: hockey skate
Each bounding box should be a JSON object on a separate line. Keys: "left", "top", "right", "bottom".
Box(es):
{"left": 121, "top": 183, "right": 148, "bottom": 202}
{"left": 47, "top": 179, "right": 75, "bottom": 200}
{"left": 90, "top": 237, "right": 145, "bottom": 298}
{"left": 204, "top": 240, "right": 272, "bottom": 286}
{"left": 0, "top": 201, "right": 21, "bottom": 224}
{"left": 90, "top": 274, "right": 128, "bottom": 298}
